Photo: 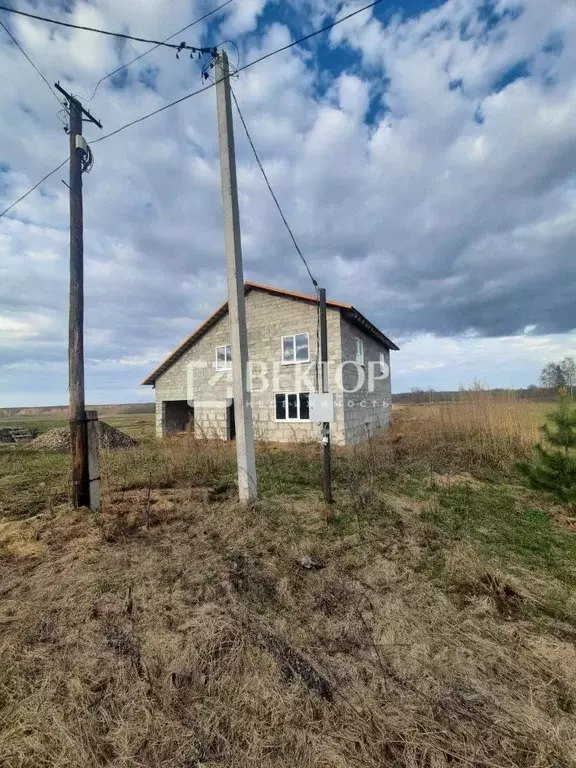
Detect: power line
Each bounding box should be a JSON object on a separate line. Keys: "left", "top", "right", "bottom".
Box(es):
{"left": 0, "top": 158, "right": 68, "bottom": 219}
{"left": 92, "top": 0, "right": 387, "bottom": 145}
{"left": 1, "top": 0, "right": 387, "bottom": 216}
{"left": 230, "top": 85, "right": 318, "bottom": 290}
{"left": 0, "top": 18, "right": 60, "bottom": 104}
{"left": 235, "top": 0, "right": 386, "bottom": 76}
{"left": 230, "top": 84, "right": 322, "bottom": 393}
{"left": 0, "top": 4, "right": 215, "bottom": 54}
{"left": 86, "top": 0, "right": 236, "bottom": 101}
{"left": 91, "top": 79, "right": 216, "bottom": 143}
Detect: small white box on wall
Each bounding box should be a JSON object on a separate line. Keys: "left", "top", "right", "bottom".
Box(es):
{"left": 309, "top": 393, "right": 335, "bottom": 422}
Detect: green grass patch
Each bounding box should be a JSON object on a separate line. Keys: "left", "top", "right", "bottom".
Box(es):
{"left": 424, "top": 481, "right": 576, "bottom": 587}
{"left": 0, "top": 447, "right": 71, "bottom": 518}
{"left": 0, "top": 412, "right": 155, "bottom": 439}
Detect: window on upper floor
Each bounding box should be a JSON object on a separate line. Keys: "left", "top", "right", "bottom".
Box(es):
{"left": 379, "top": 351, "right": 386, "bottom": 374}
{"left": 355, "top": 338, "right": 364, "bottom": 366}
{"left": 282, "top": 332, "right": 309, "bottom": 364}
{"left": 215, "top": 344, "right": 232, "bottom": 370}
{"left": 275, "top": 392, "right": 310, "bottom": 421}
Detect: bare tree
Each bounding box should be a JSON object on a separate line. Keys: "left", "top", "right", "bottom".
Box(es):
{"left": 540, "top": 362, "right": 566, "bottom": 390}
{"left": 560, "top": 357, "right": 576, "bottom": 397}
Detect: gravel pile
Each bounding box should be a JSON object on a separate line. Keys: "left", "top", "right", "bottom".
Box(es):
{"left": 30, "top": 422, "right": 138, "bottom": 452}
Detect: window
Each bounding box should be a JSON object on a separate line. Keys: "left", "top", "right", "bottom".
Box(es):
{"left": 282, "top": 332, "right": 309, "bottom": 363}
{"left": 355, "top": 338, "right": 364, "bottom": 366}
{"left": 215, "top": 344, "right": 232, "bottom": 370}
{"left": 379, "top": 351, "right": 386, "bottom": 374}
{"left": 275, "top": 392, "right": 310, "bottom": 421}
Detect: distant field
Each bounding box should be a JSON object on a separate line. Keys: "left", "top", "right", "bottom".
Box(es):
{"left": 0, "top": 412, "right": 155, "bottom": 439}
{"left": 0, "top": 397, "right": 555, "bottom": 443}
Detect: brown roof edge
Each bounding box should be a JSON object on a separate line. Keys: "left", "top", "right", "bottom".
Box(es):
{"left": 245, "top": 281, "right": 353, "bottom": 310}
{"left": 142, "top": 282, "right": 398, "bottom": 385}
{"left": 141, "top": 299, "right": 228, "bottom": 386}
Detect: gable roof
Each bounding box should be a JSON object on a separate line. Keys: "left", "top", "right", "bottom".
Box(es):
{"left": 142, "top": 281, "right": 399, "bottom": 385}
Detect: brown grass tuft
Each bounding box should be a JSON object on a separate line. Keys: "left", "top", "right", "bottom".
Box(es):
{"left": 386, "top": 391, "right": 543, "bottom": 477}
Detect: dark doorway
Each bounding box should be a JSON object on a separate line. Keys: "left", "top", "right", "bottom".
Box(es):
{"left": 164, "top": 400, "right": 194, "bottom": 434}
{"left": 226, "top": 399, "right": 235, "bottom": 441}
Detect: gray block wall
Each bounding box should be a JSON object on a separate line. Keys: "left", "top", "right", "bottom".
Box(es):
{"left": 152, "top": 288, "right": 392, "bottom": 445}
{"left": 339, "top": 320, "right": 392, "bottom": 445}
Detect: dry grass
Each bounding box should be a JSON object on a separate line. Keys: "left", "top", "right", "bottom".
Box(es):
{"left": 386, "top": 392, "right": 546, "bottom": 478}
{"left": 1, "top": 493, "right": 575, "bottom": 768}
{"left": 1, "top": 397, "right": 576, "bottom": 767}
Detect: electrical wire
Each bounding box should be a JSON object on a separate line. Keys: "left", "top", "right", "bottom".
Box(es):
{"left": 0, "top": 158, "right": 68, "bottom": 219}
{"left": 1, "top": 0, "right": 387, "bottom": 218}
{"left": 85, "top": 0, "right": 236, "bottom": 101}
{"left": 92, "top": 0, "right": 386, "bottom": 145}
{"left": 235, "top": 0, "right": 385, "bottom": 76}
{"left": 215, "top": 38, "right": 240, "bottom": 72}
{"left": 0, "top": 18, "right": 60, "bottom": 104}
{"left": 0, "top": 4, "right": 215, "bottom": 54}
{"left": 80, "top": 144, "right": 94, "bottom": 174}
{"left": 229, "top": 85, "right": 318, "bottom": 290}
{"left": 230, "top": 85, "right": 323, "bottom": 392}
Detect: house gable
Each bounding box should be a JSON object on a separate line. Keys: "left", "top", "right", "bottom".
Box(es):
{"left": 142, "top": 282, "right": 398, "bottom": 386}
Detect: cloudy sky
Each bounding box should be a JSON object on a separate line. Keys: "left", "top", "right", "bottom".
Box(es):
{"left": 0, "top": 0, "right": 575, "bottom": 406}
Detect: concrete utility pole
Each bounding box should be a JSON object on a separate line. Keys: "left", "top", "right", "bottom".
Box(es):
{"left": 54, "top": 82, "right": 102, "bottom": 509}
{"left": 215, "top": 51, "right": 258, "bottom": 502}
{"left": 319, "top": 288, "right": 333, "bottom": 504}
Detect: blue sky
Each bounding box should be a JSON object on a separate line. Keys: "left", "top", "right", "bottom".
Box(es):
{"left": 0, "top": 0, "right": 575, "bottom": 405}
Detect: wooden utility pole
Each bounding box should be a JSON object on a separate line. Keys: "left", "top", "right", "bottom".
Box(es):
{"left": 54, "top": 83, "right": 102, "bottom": 509}
{"left": 319, "top": 288, "right": 333, "bottom": 504}
{"left": 215, "top": 52, "right": 258, "bottom": 502}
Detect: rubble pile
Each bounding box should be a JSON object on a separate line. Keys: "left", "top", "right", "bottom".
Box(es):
{"left": 30, "top": 422, "right": 138, "bottom": 452}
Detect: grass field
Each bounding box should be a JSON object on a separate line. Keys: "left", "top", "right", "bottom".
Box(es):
{"left": 1, "top": 393, "right": 575, "bottom": 767}
{"left": 0, "top": 412, "right": 155, "bottom": 440}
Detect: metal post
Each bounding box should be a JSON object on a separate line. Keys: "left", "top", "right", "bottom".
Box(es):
{"left": 215, "top": 51, "right": 258, "bottom": 502}
{"left": 68, "top": 97, "right": 89, "bottom": 508}
{"left": 319, "top": 288, "right": 332, "bottom": 504}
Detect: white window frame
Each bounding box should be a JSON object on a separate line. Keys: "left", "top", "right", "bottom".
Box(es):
{"left": 274, "top": 392, "right": 311, "bottom": 422}
{"left": 355, "top": 338, "right": 365, "bottom": 366}
{"left": 281, "top": 332, "right": 310, "bottom": 365}
{"left": 215, "top": 344, "right": 232, "bottom": 370}
{"left": 379, "top": 351, "right": 386, "bottom": 374}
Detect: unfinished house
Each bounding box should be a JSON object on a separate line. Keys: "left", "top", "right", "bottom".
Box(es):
{"left": 142, "top": 282, "right": 399, "bottom": 445}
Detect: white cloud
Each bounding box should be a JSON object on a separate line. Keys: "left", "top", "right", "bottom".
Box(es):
{"left": 396, "top": 329, "right": 576, "bottom": 390}
{"left": 0, "top": 313, "right": 59, "bottom": 342}
{"left": 0, "top": 0, "right": 575, "bottom": 406}
{"left": 218, "top": 0, "right": 268, "bottom": 36}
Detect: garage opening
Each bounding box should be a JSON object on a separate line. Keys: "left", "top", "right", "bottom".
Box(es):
{"left": 164, "top": 400, "right": 194, "bottom": 435}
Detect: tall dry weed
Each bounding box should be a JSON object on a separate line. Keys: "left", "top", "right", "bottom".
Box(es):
{"left": 391, "top": 392, "right": 542, "bottom": 476}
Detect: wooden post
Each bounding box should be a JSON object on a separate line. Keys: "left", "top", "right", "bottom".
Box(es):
{"left": 54, "top": 82, "right": 101, "bottom": 509}
{"left": 68, "top": 97, "right": 89, "bottom": 508}
{"left": 86, "top": 410, "right": 101, "bottom": 511}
